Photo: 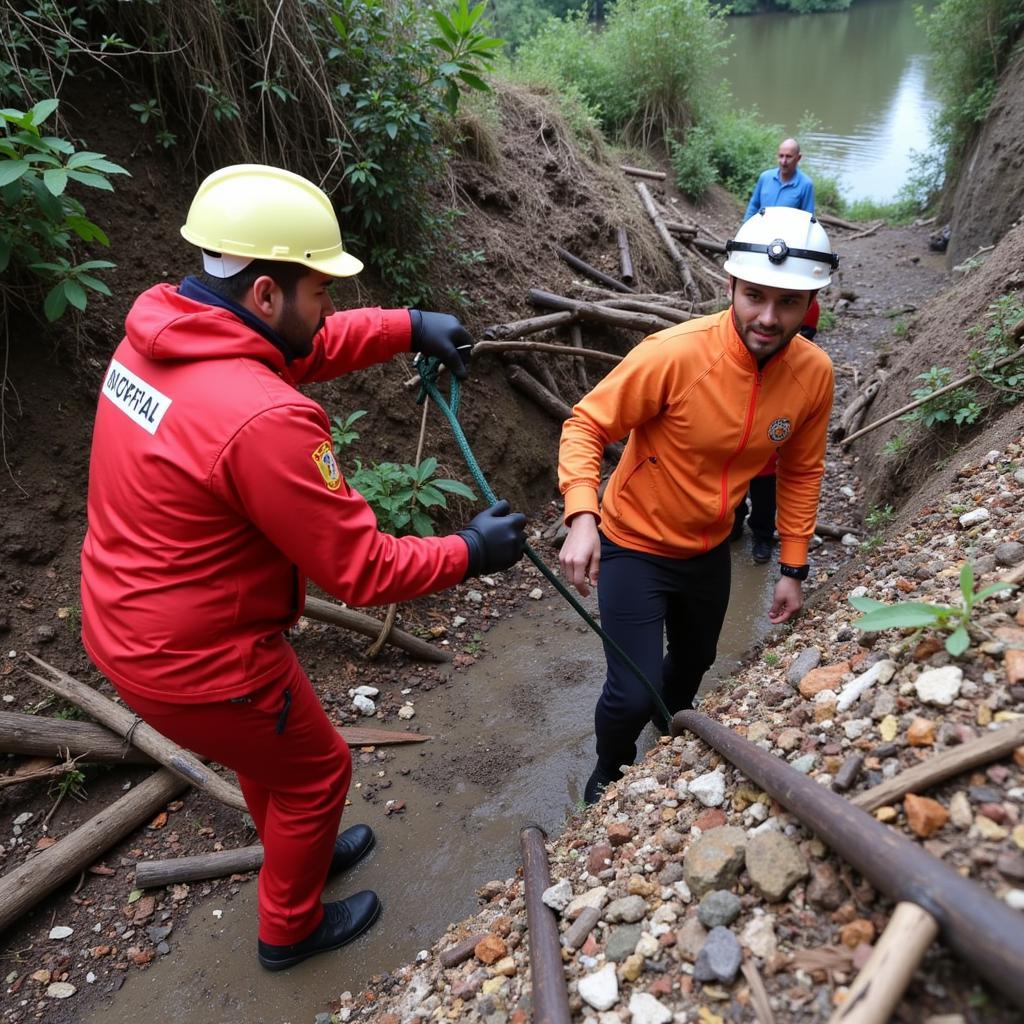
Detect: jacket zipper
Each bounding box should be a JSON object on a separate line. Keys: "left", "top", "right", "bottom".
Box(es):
{"left": 704, "top": 369, "right": 762, "bottom": 550}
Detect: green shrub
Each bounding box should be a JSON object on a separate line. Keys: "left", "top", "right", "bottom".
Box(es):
{"left": 669, "top": 126, "right": 717, "bottom": 200}
{"left": 901, "top": 366, "right": 983, "bottom": 429}
{"left": 0, "top": 100, "right": 126, "bottom": 323}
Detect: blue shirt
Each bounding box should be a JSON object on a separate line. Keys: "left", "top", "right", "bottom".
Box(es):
{"left": 744, "top": 167, "right": 815, "bottom": 222}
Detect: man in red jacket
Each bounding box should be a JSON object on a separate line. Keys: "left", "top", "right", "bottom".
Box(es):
{"left": 80, "top": 164, "right": 526, "bottom": 970}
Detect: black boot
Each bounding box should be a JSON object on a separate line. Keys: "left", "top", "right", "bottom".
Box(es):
{"left": 752, "top": 536, "right": 773, "bottom": 564}
{"left": 583, "top": 761, "right": 623, "bottom": 804}
{"left": 257, "top": 891, "right": 381, "bottom": 971}
{"left": 328, "top": 824, "right": 375, "bottom": 876}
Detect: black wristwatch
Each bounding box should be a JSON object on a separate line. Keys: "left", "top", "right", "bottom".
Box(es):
{"left": 780, "top": 563, "right": 809, "bottom": 581}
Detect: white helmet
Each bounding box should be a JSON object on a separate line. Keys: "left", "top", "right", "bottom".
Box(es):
{"left": 724, "top": 207, "right": 838, "bottom": 290}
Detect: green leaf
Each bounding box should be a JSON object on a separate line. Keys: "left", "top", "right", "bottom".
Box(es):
{"left": 77, "top": 274, "right": 112, "bottom": 296}
{"left": 67, "top": 153, "right": 128, "bottom": 175}
{"left": 945, "top": 625, "right": 969, "bottom": 657}
{"left": 30, "top": 98, "right": 59, "bottom": 126}
{"left": 42, "top": 167, "right": 67, "bottom": 195}
{"left": 75, "top": 260, "right": 117, "bottom": 271}
{"left": 40, "top": 135, "right": 74, "bottom": 155}
{"left": 417, "top": 457, "right": 438, "bottom": 482}
{"left": 430, "top": 10, "right": 458, "bottom": 43}
{"left": 64, "top": 215, "right": 109, "bottom": 245}
{"left": 848, "top": 595, "right": 886, "bottom": 612}
{"left": 43, "top": 282, "right": 68, "bottom": 321}
{"left": 66, "top": 169, "right": 114, "bottom": 191}
{"left": 458, "top": 70, "right": 489, "bottom": 92}
{"left": 411, "top": 510, "right": 434, "bottom": 537}
{"left": 853, "top": 603, "right": 946, "bottom": 631}
{"left": 0, "top": 160, "right": 29, "bottom": 187}
{"left": 127, "top": 888, "right": 143, "bottom": 904}
{"left": 63, "top": 278, "right": 87, "bottom": 310}
{"left": 432, "top": 479, "right": 476, "bottom": 499}
{"left": 972, "top": 581, "right": 1016, "bottom": 602}
{"left": 959, "top": 562, "right": 975, "bottom": 604}
{"left": 416, "top": 485, "right": 447, "bottom": 508}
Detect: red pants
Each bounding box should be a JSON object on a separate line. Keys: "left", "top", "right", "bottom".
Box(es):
{"left": 116, "top": 660, "right": 351, "bottom": 945}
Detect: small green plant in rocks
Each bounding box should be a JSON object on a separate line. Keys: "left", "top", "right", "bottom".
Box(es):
{"left": 850, "top": 562, "right": 1015, "bottom": 656}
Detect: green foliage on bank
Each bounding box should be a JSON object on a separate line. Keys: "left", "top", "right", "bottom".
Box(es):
{"left": 918, "top": 0, "right": 1024, "bottom": 178}
{"left": 714, "top": 0, "right": 853, "bottom": 12}
{"left": 0, "top": 0, "right": 503, "bottom": 309}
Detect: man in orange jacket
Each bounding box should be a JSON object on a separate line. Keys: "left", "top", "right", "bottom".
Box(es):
{"left": 558, "top": 207, "right": 837, "bottom": 802}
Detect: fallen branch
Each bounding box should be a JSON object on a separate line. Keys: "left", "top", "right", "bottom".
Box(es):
{"left": 507, "top": 365, "right": 622, "bottom": 463}
{"left": 692, "top": 237, "right": 727, "bottom": 255}
{"left": 528, "top": 287, "right": 674, "bottom": 333}
{"left": 817, "top": 211, "right": 864, "bottom": 231}
{"left": 483, "top": 310, "right": 576, "bottom": 341}
{"left": 136, "top": 844, "right": 265, "bottom": 888}
{"left": 573, "top": 283, "right": 719, "bottom": 311}
{"left": 851, "top": 718, "right": 1024, "bottom": 812}
{"left": 832, "top": 375, "right": 884, "bottom": 441}
{"left": 23, "top": 655, "right": 247, "bottom": 812}
{"left": 814, "top": 521, "right": 860, "bottom": 540}
{"left": 616, "top": 227, "right": 634, "bottom": 287}
{"left": 0, "top": 769, "right": 188, "bottom": 934}
{"left": 848, "top": 218, "right": 885, "bottom": 241}
{"left": 634, "top": 182, "right": 699, "bottom": 299}
{"left": 597, "top": 297, "right": 697, "bottom": 322}
{"left": 0, "top": 712, "right": 154, "bottom": 764}
{"left": 569, "top": 323, "right": 589, "bottom": 393}
{"left": 554, "top": 246, "right": 633, "bottom": 294}
{"left": 842, "top": 342, "right": 1024, "bottom": 447}
{"left": 619, "top": 164, "right": 665, "bottom": 180}
{"left": 302, "top": 596, "right": 450, "bottom": 663}
{"left": 0, "top": 756, "right": 81, "bottom": 790}
{"left": 340, "top": 726, "right": 431, "bottom": 746}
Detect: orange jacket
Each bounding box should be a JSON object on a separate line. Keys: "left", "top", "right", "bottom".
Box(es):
{"left": 559, "top": 309, "right": 833, "bottom": 566}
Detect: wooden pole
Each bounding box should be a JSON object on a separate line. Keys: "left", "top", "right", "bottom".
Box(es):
{"left": 482, "top": 311, "right": 576, "bottom": 341}
{"left": 619, "top": 164, "right": 665, "bottom": 180}
{"left": 554, "top": 246, "right": 634, "bottom": 294}
{"left": 0, "top": 769, "right": 188, "bottom": 934}
{"left": 569, "top": 324, "right": 589, "bottom": 394}
{"left": 616, "top": 227, "right": 634, "bottom": 286}
{"left": 136, "top": 844, "right": 265, "bottom": 888}
{"left": 829, "top": 902, "right": 940, "bottom": 1023}
{"left": 23, "top": 655, "right": 247, "bottom": 812}
{"left": 596, "top": 297, "right": 696, "bottom": 322}
{"left": 302, "top": 596, "right": 450, "bottom": 663}
{"left": 0, "top": 712, "right": 154, "bottom": 764}
{"left": 528, "top": 288, "right": 674, "bottom": 333}
{"left": 633, "top": 182, "right": 699, "bottom": 299}
{"left": 851, "top": 718, "right": 1024, "bottom": 812}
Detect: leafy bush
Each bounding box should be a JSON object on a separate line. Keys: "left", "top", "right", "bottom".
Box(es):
{"left": 967, "top": 293, "right": 1024, "bottom": 400}
{"left": 851, "top": 563, "right": 1014, "bottom": 656}
{"left": 349, "top": 456, "right": 476, "bottom": 537}
{"left": 669, "top": 126, "right": 717, "bottom": 200}
{"left": 0, "top": 99, "right": 126, "bottom": 323}
{"left": 901, "top": 366, "right": 983, "bottom": 429}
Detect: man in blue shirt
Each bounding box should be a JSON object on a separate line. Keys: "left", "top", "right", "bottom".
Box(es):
{"left": 744, "top": 138, "right": 815, "bottom": 222}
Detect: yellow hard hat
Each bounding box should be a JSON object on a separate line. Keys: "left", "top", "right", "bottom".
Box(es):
{"left": 180, "top": 164, "right": 363, "bottom": 278}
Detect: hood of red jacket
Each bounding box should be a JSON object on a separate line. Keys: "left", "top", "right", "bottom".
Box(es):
{"left": 125, "top": 283, "right": 288, "bottom": 370}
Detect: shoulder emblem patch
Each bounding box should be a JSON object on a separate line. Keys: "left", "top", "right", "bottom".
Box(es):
{"left": 311, "top": 441, "right": 342, "bottom": 491}
{"left": 767, "top": 417, "right": 792, "bottom": 443}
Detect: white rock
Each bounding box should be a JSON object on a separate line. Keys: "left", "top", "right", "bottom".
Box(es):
{"left": 672, "top": 879, "right": 692, "bottom": 903}
{"left": 565, "top": 886, "right": 608, "bottom": 919}
{"left": 749, "top": 816, "right": 782, "bottom": 837}
{"left": 688, "top": 769, "right": 726, "bottom": 807}
{"left": 814, "top": 689, "right": 838, "bottom": 704}
{"left": 542, "top": 878, "right": 573, "bottom": 912}
{"left": 627, "top": 776, "right": 659, "bottom": 798}
{"left": 628, "top": 992, "right": 672, "bottom": 1024}
{"left": 46, "top": 982, "right": 76, "bottom": 999}
{"left": 397, "top": 704, "right": 415, "bottom": 720}
{"left": 748, "top": 802, "right": 769, "bottom": 823}
{"left": 452, "top": 616, "right": 467, "bottom": 628}
{"left": 741, "top": 914, "right": 777, "bottom": 959}
{"left": 958, "top": 508, "right": 990, "bottom": 528}
{"left": 353, "top": 694, "right": 376, "bottom": 716}
{"left": 843, "top": 718, "right": 870, "bottom": 740}
{"left": 466, "top": 590, "right": 483, "bottom": 604}
{"left": 13, "top": 812, "right": 32, "bottom": 826}
{"left": 480, "top": 576, "right": 496, "bottom": 587}
{"left": 578, "top": 963, "right": 619, "bottom": 1011}
{"left": 849, "top": 586, "right": 869, "bottom": 599}
{"left": 836, "top": 659, "right": 897, "bottom": 713}
{"left": 529, "top": 588, "right": 544, "bottom": 600}
{"left": 841, "top": 533, "right": 860, "bottom": 546}
{"left": 351, "top": 685, "right": 380, "bottom": 698}
{"left": 915, "top": 666, "right": 963, "bottom": 707}
{"left": 1004, "top": 889, "right": 1024, "bottom": 911}
{"left": 635, "top": 932, "right": 660, "bottom": 957}
{"left": 840, "top": 485, "right": 856, "bottom": 498}
{"left": 86, "top": 972, "right": 96, "bottom": 984}
{"left": 48, "top": 926, "right": 73, "bottom": 940}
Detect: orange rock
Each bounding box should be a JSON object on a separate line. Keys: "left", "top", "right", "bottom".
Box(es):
{"left": 798, "top": 663, "right": 851, "bottom": 699}
{"left": 895, "top": 578, "right": 915, "bottom": 593}
{"left": 1013, "top": 746, "right": 1024, "bottom": 768}
{"left": 1005, "top": 649, "right": 1024, "bottom": 686}
{"left": 839, "top": 919, "right": 875, "bottom": 948}
{"left": 906, "top": 718, "right": 936, "bottom": 747}
{"left": 607, "top": 822, "right": 633, "bottom": 846}
{"left": 904, "top": 793, "right": 949, "bottom": 838}
{"left": 814, "top": 701, "right": 837, "bottom": 722}
{"left": 474, "top": 934, "right": 508, "bottom": 965}
{"left": 912, "top": 637, "right": 943, "bottom": 661}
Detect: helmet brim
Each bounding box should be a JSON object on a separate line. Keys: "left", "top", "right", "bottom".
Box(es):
{"left": 723, "top": 258, "right": 831, "bottom": 292}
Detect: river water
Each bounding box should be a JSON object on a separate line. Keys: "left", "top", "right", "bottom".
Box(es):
{"left": 724, "top": 0, "right": 937, "bottom": 202}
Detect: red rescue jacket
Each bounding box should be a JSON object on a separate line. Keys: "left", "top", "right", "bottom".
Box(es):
{"left": 81, "top": 285, "right": 468, "bottom": 704}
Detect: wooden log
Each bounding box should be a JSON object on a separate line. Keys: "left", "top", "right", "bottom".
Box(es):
{"left": 482, "top": 311, "right": 576, "bottom": 341}
{"left": 524, "top": 352, "right": 562, "bottom": 401}
{"left": 814, "top": 521, "right": 860, "bottom": 540}
{"left": 302, "top": 596, "right": 450, "bottom": 663}
{"left": 598, "top": 297, "right": 697, "bottom": 322}
{"left": 848, "top": 219, "right": 885, "bottom": 242}
{"left": 633, "top": 182, "right": 699, "bottom": 299}
{"left": 554, "top": 246, "right": 633, "bottom": 294}
{"left": 23, "top": 655, "right": 247, "bottom": 813}
{"left": 572, "top": 283, "right": 720, "bottom": 310}
{"left": 832, "top": 377, "right": 883, "bottom": 441}
{"left": 616, "top": 227, "right": 634, "bottom": 286}
{"left": 0, "top": 769, "right": 188, "bottom": 934}
{"left": 663, "top": 220, "right": 698, "bottom": 237}
{"left": 506, "top": 366, "right": 622, "bottom": 463}
{"left": 817, "top": 211, "right": 863, "bottom": 231}
{"left": 0, "top": 712, "right": 154, "bottom": 764}
{"left": 682, "top": 239, "right": 729, "bottom": 283}
{"left": 136, "top": 844, "right": 265, "bottom": 888}
{"left": 569, "top": 324, "right": 589, "bottom": 393}
{"left": 341, "top": 726, "right": 431, "bottom": 746}
{"left": 693, "top": 237, "right": 727, "bottom": 255}
{"left": 829, "top": 902, "right": 939, "bottom": 1023}
{"left": 475, "top": 340, "right": 620, "bottom": 366}
{"left": 527, "top": 288, "right": 674, "bottom": 334}
{"left": 619, "top": 164, "right": 665, "bottom": 180}
{"left": 851, "top": 718, "right": 1024, "bottom": 812}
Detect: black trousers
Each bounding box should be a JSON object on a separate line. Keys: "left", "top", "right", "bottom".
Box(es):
{"left": 733, "top": 473, "right": 777, "bottom": 543}
{"left": 594, "top": 534, "right": 731, "bottom": 771}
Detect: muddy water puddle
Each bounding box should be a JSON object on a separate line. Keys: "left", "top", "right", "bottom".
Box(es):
{"left": 83, "top": 554, "right": 775, "bottom": 1024}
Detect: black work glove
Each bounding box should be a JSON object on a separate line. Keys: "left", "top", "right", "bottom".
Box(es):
{"left": 409, "top": 309, "right": 472, "bottom": 380}
{"left": 458, "top": 500, "right": 527, "bottom": 579}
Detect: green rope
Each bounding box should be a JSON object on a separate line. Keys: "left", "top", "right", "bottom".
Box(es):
{"left": 416, "top": 357, "right": 672, "bottom": 729}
